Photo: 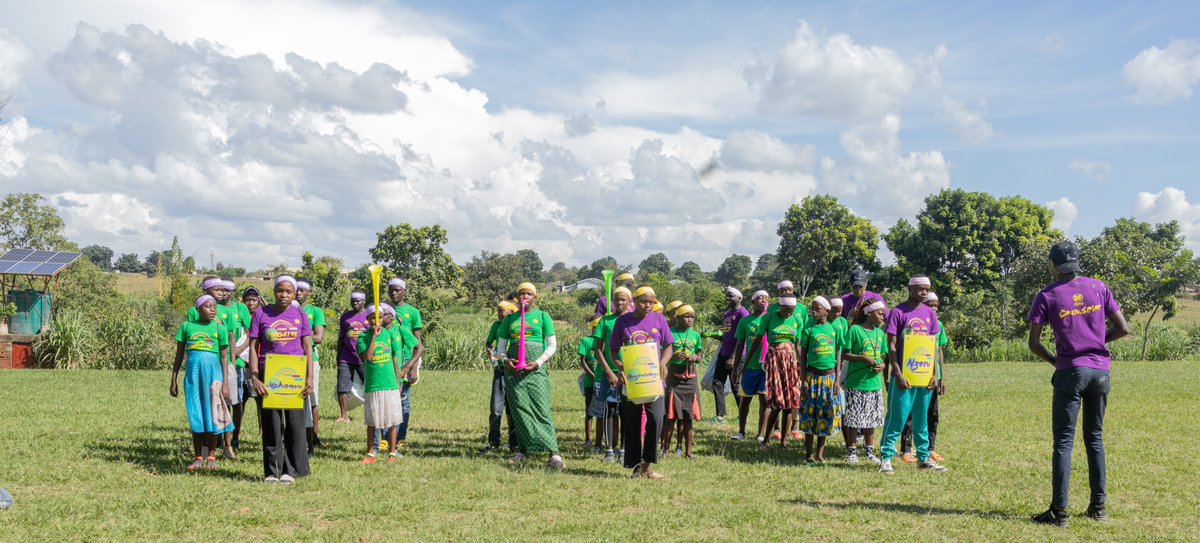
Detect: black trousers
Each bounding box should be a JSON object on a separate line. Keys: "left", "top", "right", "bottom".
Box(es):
{"left": 1051, "top": 367, "right": 1109, "bottom": 509}
{"left": 710, "top": 354, "right": 732, "bottom": 418}
{"left": 902, "top": 391, "right": 939, "bottom": 453}
{"left": 620, "top": 396, "right": 664, "bottom": 469}
{"left": 487, "top": 367, "right": 517, "bottom": 448}
{"left": 261, "top": 408, "right": 310, "bottom": 478}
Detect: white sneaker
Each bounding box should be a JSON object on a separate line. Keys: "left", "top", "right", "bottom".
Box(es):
{"left": 730, "top": 432, "right": 745, "bottom": 441}
{"left": 279, "top": 474, "right": 295, "bottom": 485}
{"left": 847, "top": 452, "right": 859, "bottom": 465}
{"left": 264, "top": 476, "right": 279, "bottom": 484}
{"left": 918, "top": 460, "right": 948, "bottom": 472}
{"left": 879, "top": 460, "right": 894, "bottom": 475}
{"left": 867, "top": 452, "right": 882, "bottom": 465}
{"left": 756, "top": 436, "right": 765, "bottom": 445}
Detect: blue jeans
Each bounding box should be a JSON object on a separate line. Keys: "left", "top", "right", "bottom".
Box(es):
{"left": 879, "top": 381, "right": 932, "bottom": 462}
{"left": 1051, "top": 367, "right": 1109, "bottom": 510}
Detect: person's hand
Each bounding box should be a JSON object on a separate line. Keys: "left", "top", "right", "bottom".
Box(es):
{"left": 372, "top": 322, "right": 382, "bottom": 334}
{"left": 169, "top": 380, "right": 178, "bottom": 398}
{"left": 895, "top": 375, "right": 911, "bottom": 390}
{"left": 607, "top": 373, "right": 620, "bottom": 388}
{"left": 833, "top": 381, "right": 841, "bottom": 395}
{"left": 505, "top": 358, "right": 519, "bottom": 372}
{"left": 253, "top": 376, "right": 269, "bottom": 396}
{"left": 724, "top": 358, "right": 735, "bottom": 371}
{"left": 302, "top": 378, "right": 313, "bottom": 397}
{"left": 937, "top": 380, "right": 946, "bottom": 395}
{"left": 800, "top": 380, "right": 810, "bottom": 399}
{"left": 872, "top": 362, "right": 883, "bottom": 374}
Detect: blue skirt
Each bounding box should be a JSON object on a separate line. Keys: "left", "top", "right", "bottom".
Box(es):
{"left": 184, "top": 350, "right": 231, "bottom": 434}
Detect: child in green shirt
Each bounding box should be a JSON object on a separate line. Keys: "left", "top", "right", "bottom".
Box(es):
{"left": 840, "top": 299, "right": 889, "bottom": 465}
{"left": 797, "top": 296, "right": 843, "bottom": 464}
{"left": 663, "top": 305, "right": 703, "bottom": 459}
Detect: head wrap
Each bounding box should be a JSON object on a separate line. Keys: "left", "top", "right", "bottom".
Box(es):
{"left": 498, "top": 301, "right": 518, "bottom": 312}
{"left": 776, "top": 280, "right": 794, "bottom": 290}
{"left": 864, "top": 300, "right": 887, "bottom": 313}
{"left": 274, "top": 275, "right": 296, "bottom": 289}
{"left": 779, "top": 295, "right": 798, "bottom": 307}
{"left": 908, "top": 276, "right": 932, "bottom": 287}
{"left": 295, "top": 280, "right": 311, "bottom": 291}
{"left": 830, "top": 297, "right": 844, "bottom": 308}
{"left": 222, "top": 280, "right": 236, "bottom": 291}
{"left": 674, "top": 304, "right": 695, "bottom": 317}
{"left": 651, "top": 301, "right": 664, "bottom": 313}
{"left": 811, "top": 296, "right": 831, "bottom": 311}
{"left": 387, "top": 278, "right": 406, "bottom": 289}
{"left": 751, "top": 290, "right": 769, "bottom": 302}
{"left": 350, "top": 291, "right": 366, "bottom": 301}
{"left": 616, "top": 272, "right": 635, "bottom": 283}
{"left": 588, "top": 316, "right": 601, "bottom": 331}
{"left": 200, "top": 278, "right": 223, "bottom": 291}
{"left": 633, "top": 286, "right": 656, "bottom": 300}
{"left": 517, "top": 282, "right": 537, "bottom": 295}
{"left": 367, "top": 304, "right": 396, "bottom": 316}
{"left": 924, "top": 292, "right": 939, "bottom": 303}
{"left": 665, "top": 300, "right": 684, "bottom": 315}
{"left": 725, "top": 286, "right": 743, "bottom": 299}
{"left": 195, "top": 294, "right": 216, "bottom": 308}
{"left": 613, "top": 286, "right": 633, "bottom": 299}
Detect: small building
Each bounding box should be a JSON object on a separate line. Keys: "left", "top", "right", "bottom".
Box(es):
{"left": 562, "top": 277, "right": 603, "bottom": 293}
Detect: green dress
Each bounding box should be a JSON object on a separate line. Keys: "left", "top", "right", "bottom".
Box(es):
{"left": 498, "top": 308, "right": 559, "bottom": 455}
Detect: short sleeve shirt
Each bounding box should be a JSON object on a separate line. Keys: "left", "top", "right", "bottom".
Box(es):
{"left": 176, "top": 320, "right": 229, "bottom": 354}
{"left": 608, "top": 312, "right": 674, "bottom": 354}
{"left": 735, "top": 313, "right": 765, "bottom": 370}
{"left": 249, "top": 304, "right": 313, "bottom": 357}
{"left": 844, "top": 324, "right": 886, "bottom": 391}
{"left": 357, "top": 327, "right": 401, "bottom": 392}
{"left": 338, "top": 311, "right": 369, "bottom": 367}
{"left": 394, "top": 303, "right": 423, "bottom": 331}
{"left": 800, "top": 322, "right": 840, "bottom": 371}
{"left": 884, "top": 302, "right": 940, "bottom": 363}
{"left": 718, "top": 306, "right": 750, "bottom": 357}
{"left": 1026, "top": 276, "right": 1120, "bottom": 371}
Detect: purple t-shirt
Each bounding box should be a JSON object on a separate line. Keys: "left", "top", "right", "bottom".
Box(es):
{"left": 718, "top": 306, "right": 750, "bottom": 357}
{"left": 840, "top": 290, "right": 883, "bottom": 317}
{"left": 1027, "top": 276, "right": 1120, "bottom": 371}
{"left": 337, "top": 310, "right": 369, "bottom": 367}
{"left": 884, "top": 301, "right": 940, "bottom": 363}
{"left": 249, "top": 304, "right": 313, "bottom": 357}
{"left": 608, "top": 312, "right": 675, "bottom": 354}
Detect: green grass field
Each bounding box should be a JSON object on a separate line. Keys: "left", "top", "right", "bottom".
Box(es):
{"left": 114, "top": 274, "right": 272, "bottom": 297}
{"left": 1, "top": 362, "right": 1196, "bottom": 542}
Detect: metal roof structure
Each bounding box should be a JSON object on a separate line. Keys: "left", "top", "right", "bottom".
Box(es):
{"left": 0, "top": 249, "right": 82, "bottom": 277}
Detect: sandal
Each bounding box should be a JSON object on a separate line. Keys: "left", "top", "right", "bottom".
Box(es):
{"left": 630, "top": 462, "right": 647, "bottom": 478}
{"left": 187, "top": 457, "right": 204, "bottom": 471}
{"left": 388, "top": 452, "right": 398, "bottom": 464}
{"left": 361, "top": 454, "right": 377, "bottom": 465}
{"left": 206, "top": 456, "right": 218, "bottom": 470}
{"left": 506, "top": 452, "right": 527, "bottom": 464}
{"left": 548, "top": 455, "right": 566, "bottom": 470}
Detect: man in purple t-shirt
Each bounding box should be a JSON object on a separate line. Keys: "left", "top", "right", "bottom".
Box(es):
{"left": 839, "top": 268, "right": 883, "bottom": 318}
{"left": 609, "top": 286, "right": 675, "bottom": 480}
{"left": 1027, "top": 241, "right": 1129, "bottom": 528}
{"left": 710, "top": 287, "right": 749, "bottom": 422}
{"left": 335, "top": 290, "right": 369, "bottom": 422}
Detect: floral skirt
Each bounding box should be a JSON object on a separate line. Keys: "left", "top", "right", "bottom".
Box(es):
{"left": 798, "top": 372, "right": 842, "bottom": 436}
{"left": 763, "top": 343, "right": 801, "bottom": 410}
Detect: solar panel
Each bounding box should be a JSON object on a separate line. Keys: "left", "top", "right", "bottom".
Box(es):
{"left": 0, "top": 248, "right": 81, "bottom": 276}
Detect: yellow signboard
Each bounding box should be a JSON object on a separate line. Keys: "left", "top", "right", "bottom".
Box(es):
{"left": 900, "top": 334, "right": 936, "bottom": 388}
{"left": 620, "top": 342, "right": 662, "bottom": 405}
{"left": 262, "top": 354, "right": 308, "bottom": 410}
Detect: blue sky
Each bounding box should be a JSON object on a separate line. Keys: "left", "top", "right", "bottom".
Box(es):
{"left": 1, "top": 1, "right": 1197, "bottom": 270}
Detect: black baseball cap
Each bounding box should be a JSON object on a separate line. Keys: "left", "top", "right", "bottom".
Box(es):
{"left": 1049, "top": 241, "right": 1081, "bottom": 273}
{"left": 851, "top": 269, "right": 868, "bottom": 287}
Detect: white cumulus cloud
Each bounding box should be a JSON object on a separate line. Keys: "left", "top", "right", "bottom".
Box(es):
{"left": 1045, "top": 197, "right": 1078, "bottom": 232}
{"left": 1067, "top": 158, "right": 1112, "bottom": 180}
{"left": 1123, "top": 39, "right": 1200, "bottom": 105}
{"left": 1134, "top": 187, "right": 1200, "bottom": 250}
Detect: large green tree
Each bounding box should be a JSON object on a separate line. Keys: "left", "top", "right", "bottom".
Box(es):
{"left": 1080, "top": 218, "right": 1200, "bottom": 360}
{"left": 114, "top": 253, "right": 143, "bottom": 273}
{"left": 298, "top": 252, "right": 352, "bottom": 311}
{"left": 675, "top": 261, "right": 706, "bottom": 283}
{"left": 514, "top": 249, "right": 544, "bottom": 282}
{"left": 368, "top": 223, "right": 462, "bottom": 332}
{"left": 638, "top": 252, "right": 673, "bottom": 279}
{"left": 81, "top": 245, "right": 114, "bottom": 271}
{"left": 461, "top": 251, "right": 525, "bottom": 306}
{"left": 0, "top": 193, "right": 73, "bottom": 251}
{"left": 714, "top": 254, "right": 752, "bottom": 288}
{"left": 776, "top": 195, "right": 880, "bottom": 298}
{"left": 584, "top": 256, "right": 620, "bottom": 280}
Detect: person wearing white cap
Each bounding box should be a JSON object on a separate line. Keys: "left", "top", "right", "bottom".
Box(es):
{"left": 187, "top": 276, "right": 240, "bottom": 459}
{"left": 295, "top": 279, "right": 327, "bottom": 453}
{"left": 900, "top": 292, "right": 950, "bottom": 464}
{"left": 753, "top": 293, "right": 806, "bottom": 450}
{"left": 878, "top": 274, "right": 946, "bottom": 475}
{"left": 840, "top": 299, "right": 889, "bottom": 465}
{"left": 387, "top": 278, "right": 423, "bottom": 450}
{"left": 731, "top": 290, "right": 770, "bottom": 443}
{"left": 797, "top": 296, "right": 843, "bottom": 464}
{"left": 709, "top": 286, "right": 749, "bottom": 424}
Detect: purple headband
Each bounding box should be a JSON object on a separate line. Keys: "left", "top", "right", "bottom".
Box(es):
{"left": 295, "top": 280, "right": 312, "bottom": 291}
{"left": 350, "top": 292, "right": 366, "bottom": 301}
{"left": 195, "top": 295, "right": 215, "bottom": 308}
{"left": 200, "top": 278, "right": 223, "bottom": 291}
{"left": 274, "top": 275, "right": 296, "bottom": 289}
{"left": 387, "top": 278, "right": 406, "bottom": 289}
{"left": 222, "top": 280, "right": 236, "bottom": 291}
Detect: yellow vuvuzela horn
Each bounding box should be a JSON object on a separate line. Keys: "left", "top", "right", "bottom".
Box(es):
{"left": 368, "top": 265, "right": 383, "bottom": 323}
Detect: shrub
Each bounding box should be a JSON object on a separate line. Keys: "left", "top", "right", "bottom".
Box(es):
{"left": 33, "top": 312, "right": 97, "bottom": 369}
{"left": 97, "top": 317, "right": 173, "bottom": 370}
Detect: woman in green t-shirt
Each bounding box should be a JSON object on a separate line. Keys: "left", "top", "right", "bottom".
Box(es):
{"left": 798, "top": 296, "right": 844, "bottom": 464}
{"left": 482, "top": 300, "right": 517, "bottom": 453}
{"left": 732, "top": 290, "right": 769, "bottom": 444}
{"left": 662, "top": 304, "right": 703, "bottom": 460}
{"left": 495, "top": 282, "right": 564, "bottom": 470}
{"left": 755, "top": 294, "right": 805, "bottom": 450}
{"left": 839, "top": 299, "right": 888, "bottom": 466}
{"left": 170, "top": 295, "right": 232, "bottom": 472}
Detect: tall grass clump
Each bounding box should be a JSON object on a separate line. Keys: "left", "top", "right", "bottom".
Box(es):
{"left": 96, "top": 318, "right": 173, "bottom": 370}
{"left": 33, "top": 312, "right": 97, "bottom": 369}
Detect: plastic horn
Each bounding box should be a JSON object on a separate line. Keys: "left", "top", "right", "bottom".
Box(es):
{"left": 516, "top": 300, "right": 527, "bottom": 370}
{"left": 368, "top": 265, "right": 383, "bottom": 323}
{"left": 601, "top": 269, "right": 615, "bottom": 316}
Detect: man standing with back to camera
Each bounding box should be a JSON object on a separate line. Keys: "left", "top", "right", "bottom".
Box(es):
{"left": 1027, "top": 241, "right": 1130, "bottom": 528}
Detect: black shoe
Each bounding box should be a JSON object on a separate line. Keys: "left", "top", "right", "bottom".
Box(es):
{"left": 1085, "top": 503, "right": 1107, "bottom": 522}
{"left": 478, "top": 445, "right": 498, "bottom": 454}
{"left": 312, "top": 436, "right": 324, "bottom": 449}
{"left": 307, "top": 445, "right": 315, "bottom": 455}
{"left": 1032, "top": 507, "right": 1068, "bottom": 528}
{"left": 231, "top": 439, "right": 240, "bottom": 451}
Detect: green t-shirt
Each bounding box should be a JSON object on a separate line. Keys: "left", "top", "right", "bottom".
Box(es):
{"left": 187, "top": 304, "right": 236, "bottom": 363}
{"left": 843, "top": 324, "right": 887, "bottom": 391}
{"left": 577, "top": 335, "right": 598, "bottom": 388}
{"left": 591, "top": 314, "right": 620, "bottom": 372}
{"left": 668, "top": 328, "right": 703, "bottom": 365}
{"left": 394, "top": 303, "right": 423, "bottom": 332}
{"left": 357, "top": 327, "right": 401, "bottom": 393}
{"left": 499, "top": 309, "right": 555, "bottom": 359}
{"left": 302, "top": 304, "right": 327, "bottom": 363}
{"left": 800, "top": 321, "right": 840, "bottom": 371}
{"left": 830, "top": 316, "right": 849, "bottom": 350}
{"left": 387, "top": 323, "right": 420, "bottom": 361}
{"left": 175, "top": 320, "right": 229, "bottom": 354}
{"left": 935, "top": 318, "right": 948, "bottom": 380}
{"left": 755, "top": 311, "right": 805, "bottom": 345}
{"left": 735, "top": 314, "right": 765, "bottom": 370}
{"left": 486, "top": 321, "right": 501, "bottom": 349}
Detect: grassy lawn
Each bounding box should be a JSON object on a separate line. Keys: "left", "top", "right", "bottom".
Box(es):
{"left": 0, "top": 362, "right": 1196, "bottom": 542}
{"left": 113, "top": 274, "right": 272, "bottom": 297}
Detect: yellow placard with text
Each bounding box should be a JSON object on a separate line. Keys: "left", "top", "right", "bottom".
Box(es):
{"left": 620, "top": 342, "right": 662, "bottom": 405}
{"left": 900, "top": 334, "right": 936, "bottom": 388}
{"left": 262, "top": 354, "right": 308, "bottom": 410}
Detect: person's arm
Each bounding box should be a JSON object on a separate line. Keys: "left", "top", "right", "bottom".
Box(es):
{"left": 219, "top": 343, "right": 231, "bottom": 400}
{"left": 1027, "top": 323, "right": 1055, "bottom": 365}
{"left": 580, "top": 354, "right": 595, "bottom": 378}
{"left": 249, "top": 338, "right": 267, "bottom": 396}
{"left": 336, "top": 320, "right": 347, "bottom": 360}
{"left": 401, "top": 340, "right": 423, "bottom": 377}
{"left": 798, "top": 333, "right": 809, "bottom": 395}
{"left": 658, "top": 345, "right": 674, "bottom": 381}
{"left": 731, "top": 340, "right": 745, "bottom": 372}
{"left": 887, "top": 333, "right": 907, "bottom": 389}
{"left": 301, "top": 336, "right": 314, "bottom": 397}
{"left": 311, "top": 324, "right": 326, "bottom": 345}
{"left": 532, "top": 336, "right": 558, "bottom": 370}
{"left": 1106, "top": 311, "right": 1131, "bottom": 343}
{"left": 170, "top": 341, "right": 184, "bottom": 397}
